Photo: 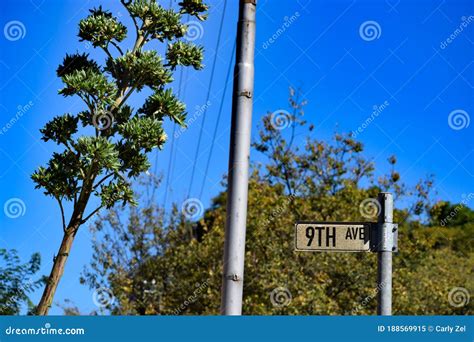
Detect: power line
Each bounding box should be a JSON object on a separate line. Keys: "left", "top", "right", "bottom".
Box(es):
{"left": 199, "top": 41, "right": 236, "bottom": 199}
{"left": 187, "top": 0, "right": 228, "bottom": 198}
{"left": 151, "top": 0, "right": 183, "bottom": 202}
{"left": 163, "top": 5, "right": 189, "bottom": 208}
{"left": 151, "top": 137, "right": 160, "bottom": 202}
{"left": 163, "top": 66, "right": 185, "bottom": 207}
{"left": 170, "top": 68, "right": 189, "bottom": 198}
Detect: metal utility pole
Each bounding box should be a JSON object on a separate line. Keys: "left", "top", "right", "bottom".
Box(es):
{"left": 221, "top": 0, "right": 256, "bottom": 315}
{"left": 377, "top": 192, "right": 394, "bottom": 315}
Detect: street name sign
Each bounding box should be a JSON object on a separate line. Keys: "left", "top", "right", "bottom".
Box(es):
{"left": 294, "top": 194, "right": 398, "bottom": 315}
{"left": 295, "top": 222, "right": 373, "bottom": 252}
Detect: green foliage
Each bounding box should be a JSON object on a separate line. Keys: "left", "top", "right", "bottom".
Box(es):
{"left": 33, "top": 0, "right": 208, "bottom": 221}
{"left": 82, "top": 89, "right": 473, "bottom": 316}
{"left": 116, "top": 141, "right": 151, "bottom": 178}
{"left": 59, "top": 69, "right": 116, "bottom": 101}
{"left": 75, "top": 137, "right": 121, "bottom": 173}
{"left": 119, "top": 117, "right": 166, "bottom": 152}
{"left": 0, "top": 249, "right": 45, "bottom": 315}
{"left": 166, "top": 41, "right": 204, "bottom": 70}
{"left": 78, "top": 7, "right": 127, "bottom": 48}
{"left": 40, "top": 114, "right": 79, "bottom": 145}
{"left": 56, "top": 53, "right": 100, "bottom": 77}
{"left": 100, "top": 179, "right": 136, "bottom": 208}
{"left": 31, "top": 150, "right": 81, "bottom": 201}
{"left": 106, "top": 50, "right": 172, "bottom": 91}
{"left": 139, "top": 88, "right": 186, "bottom": 125}
{"left": 179, "top": 0, "right": 209, "bottom": 20}
{"left": 129, "top": 2, "right": 185, "bottom": 41}
{"left": 429, "top": 200, "right": 474, "bottom": 227}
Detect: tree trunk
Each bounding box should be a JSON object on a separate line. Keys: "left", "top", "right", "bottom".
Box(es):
{"left": 36, "top": 178, "right": 93, "bottom": 315}
{"left": 35, "top": 222, "right": 79, "bottom": 315}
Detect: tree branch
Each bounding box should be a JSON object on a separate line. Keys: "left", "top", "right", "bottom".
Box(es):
{"left": 63, "top": 140, "right": 76, "bottom": 156}
{"left": 77, "top": 93, "right": 93, "bottom": 112}
{"left": 117, "top": 86, "right": 137, "bottom": 109}
{"left": 81, "top": 205, "right": 103, "bottom": 225}
{"left": 102, "top": 45, "right": 114, "bottom": 61}
{"left": 120, "top": 0, "right": 139, "bottom": 39}
{"left": 93, "top": 173, "right": 115, "bottom": 190}
{"left": 109, "top": 41, "right": 124, "bottom": 56}
{"left": 110, "top": 29, "right": 147, "bottom": 112}
{"left": 56, "top": 197, "right": 66, "bottom": 232}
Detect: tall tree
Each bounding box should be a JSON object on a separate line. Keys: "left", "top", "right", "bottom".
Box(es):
{"left": 32, "top": 0, "right": 208, "bottom": 315}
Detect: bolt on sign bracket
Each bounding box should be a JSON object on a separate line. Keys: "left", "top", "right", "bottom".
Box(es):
{"left": 371, "top": 223, "right": 398, "bottom": 252}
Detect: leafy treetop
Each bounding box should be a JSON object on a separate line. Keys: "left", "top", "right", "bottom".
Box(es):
{"left": 32, "top": 0, "right": 208, "bottom": 219}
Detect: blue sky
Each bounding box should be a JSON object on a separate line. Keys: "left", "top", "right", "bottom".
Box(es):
{"left": 0, "top": 0, "right": 472, "bottom": 314}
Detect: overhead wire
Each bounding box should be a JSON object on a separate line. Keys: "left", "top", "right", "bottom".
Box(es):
{"left": 198, "top": 40, "right": 236, "bottom": 199}
{"left": 151, "top": 0, "right": 179, "bottom": 203}
{"left": 169, "top": 66, "right": 190, "bottom": 196}
{"left": 162, "top": 66, "right": 184, "bottom": 207}
{"left": 187, "top": 0, "right": 228, "bottom": 198}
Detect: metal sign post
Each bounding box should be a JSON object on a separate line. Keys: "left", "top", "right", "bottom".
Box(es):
{"left": 294, "top": 192, "right": 398, "bottom": 315}
{"left": 376, "top": 192, "right": 395, "bottom": 315}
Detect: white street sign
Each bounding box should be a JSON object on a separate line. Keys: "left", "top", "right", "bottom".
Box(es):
{"left": 295, "top": 222, "right": 373, "bottom": 252}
